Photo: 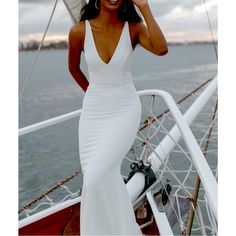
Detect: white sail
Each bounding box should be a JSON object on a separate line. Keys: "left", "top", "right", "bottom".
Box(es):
{"left": 63, "top": 0, "right": 86, "bottom": 23}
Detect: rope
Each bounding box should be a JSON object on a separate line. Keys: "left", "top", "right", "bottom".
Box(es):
{"left": 138, "top": 101, "right": 193, "bottom": 197}
{"left": 19, "top": 0, "right": 59, "bottom": 98}
{"left": 183, "top": 99, "right": 218, "bottom": 235}
{"left": 18, "top": 77, "right": 216, "bottom": 215}
{"left": 18, "top": 169, "right": 83, "bottom": 214}
{"left": 139, "top": 78, "right": 212, "bottom": 132}
{"left": 18, "top": 1, "right": 218, "bottom": 230}
{"left": 203, "top": 0, "right": 218, "bottom": 60}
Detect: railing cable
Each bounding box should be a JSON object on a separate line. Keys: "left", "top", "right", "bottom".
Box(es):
{"left": 203, "top": 0, "right": 218, "bottom": 60}
{"left": 19, "top": 0, "right": 59, "bottom": 98}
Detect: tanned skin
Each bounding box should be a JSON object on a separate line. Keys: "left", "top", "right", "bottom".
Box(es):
{"left": 68, "top": 0, "right": 168, "bottom": 92}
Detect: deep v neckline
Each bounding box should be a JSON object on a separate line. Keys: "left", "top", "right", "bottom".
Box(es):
{"left": 87, "top": 20, "right": 126, "bottom": 65}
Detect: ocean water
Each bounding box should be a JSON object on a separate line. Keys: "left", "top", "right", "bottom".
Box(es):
{"left": 19, "top": 45, "right": 217, "bottom": 212}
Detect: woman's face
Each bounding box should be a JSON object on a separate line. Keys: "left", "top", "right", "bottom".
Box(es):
{"left": 100, "top": 0, "right": 124, "bottom": 11}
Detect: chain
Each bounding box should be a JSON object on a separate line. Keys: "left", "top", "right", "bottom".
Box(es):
{"left": 139, "top": 78, "right": 212, "bottom": 131}
{"left": 18, "top": 77, "right": 214, "bottom": 215}
{"left": 19, "top": 169, "right": 83, "bottom": 214}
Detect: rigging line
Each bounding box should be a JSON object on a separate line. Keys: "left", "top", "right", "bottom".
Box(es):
{"left": 139, "top": 78, "right": 212, "bottom": 132}
{"left": 137, "top": 109, "right": 192, "bottom": 197}
{"left": 19, "top": 0, "right": 59, "bottom": 98}
{"left": 203, "top": 0, "right": 218, "bottom": 60}
{"left": 184, "top": 98, "right": 218, "bottom": 235}
{"left": 18, "top": 169, "right": 83, "bottom": 214}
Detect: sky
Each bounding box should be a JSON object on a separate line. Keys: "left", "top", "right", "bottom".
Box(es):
{"left": 19, "top": 0, "right": 218, "bottom": 43}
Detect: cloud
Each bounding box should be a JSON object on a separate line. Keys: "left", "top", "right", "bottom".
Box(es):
{"left": 19, "top": 0, "right": 72, "bottom": 41}
{"left": 19, "top": 0, "right": 218, "bottom": 42}
{"left": 19, "top": 0, "right": 52, "bottom": 4}
{"left": 149, "top": 0, "right": 217, "bottom": 17}
{"left": 154, "top": 1, "right": 217, "bottom": 42}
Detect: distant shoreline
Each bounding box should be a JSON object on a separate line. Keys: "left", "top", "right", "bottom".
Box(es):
{"left": 19, "top": 40, "right": 218, "bottom": 51}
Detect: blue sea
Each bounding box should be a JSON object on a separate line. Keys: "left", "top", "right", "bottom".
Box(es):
{"left": 19, "top": 44, "right": 217, "bottom": 214}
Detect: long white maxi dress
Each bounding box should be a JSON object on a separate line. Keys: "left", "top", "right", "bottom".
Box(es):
{"left": 79, "top": 19, "right": 143, "bottom": 235}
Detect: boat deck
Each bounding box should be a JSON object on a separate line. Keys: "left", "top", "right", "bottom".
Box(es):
{"left": 19, "top": 200, "right": 160, "bottom": 235}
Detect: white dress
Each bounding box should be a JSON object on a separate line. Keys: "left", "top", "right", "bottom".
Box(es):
{"left": 78, "top": 19, "right": 143, "bottom": 235}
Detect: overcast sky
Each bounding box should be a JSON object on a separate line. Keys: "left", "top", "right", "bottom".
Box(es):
{"left": 19, "top": 0, "right": 217, "bottom": 43}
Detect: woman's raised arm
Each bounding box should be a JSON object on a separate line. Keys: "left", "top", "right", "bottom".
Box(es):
{"left": 132, "top": 0, "right": 168, "bottom": 56}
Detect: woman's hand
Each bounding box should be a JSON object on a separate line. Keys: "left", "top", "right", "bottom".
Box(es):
{"left": 131, "top": 0, "right": 168, "bottom": 56}
{"left": 131, "top": 0, "right": 148, "bottom": 9}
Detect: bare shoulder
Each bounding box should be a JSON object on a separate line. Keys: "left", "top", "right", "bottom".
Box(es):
{"left": 68, "top": 21, "right": 85, "bottom": 42}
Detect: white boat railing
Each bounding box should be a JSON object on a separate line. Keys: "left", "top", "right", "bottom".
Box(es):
{"left": 151, "top": 86, "right": 218, "bottom": 219}
{"left": 127, "top": 75, "right": 218, "bottom": 221}
{"left": 19, "top": 109, "right": 82, "bottom": 136}
{"left": 146, "top": 191, "right": 174, "bottom": 236}
{"left": 19, "top": 196, "right": 82, "bottom": 229}
{"left": 19, "top": 75, "right": 218, "bottom": 227}
{"left": 19, "top": 76, "right": 217, "bottom": 137}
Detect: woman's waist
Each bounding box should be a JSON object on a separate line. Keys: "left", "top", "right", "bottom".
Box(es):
{"left": 88, "top": 71, "right": 133, "bottom": 86}
{"left": 82, "top": 95, "right": 141, "bottom": 114}
{"left": 83, "top": 83, "right": 141, "bottom": 108}
{"left": 88, "top": 81, "right": 135, "bottom": 90}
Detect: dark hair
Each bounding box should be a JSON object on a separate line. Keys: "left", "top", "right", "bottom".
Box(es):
{"left": 80, "top": 0, "right": 143, "bottom": 23}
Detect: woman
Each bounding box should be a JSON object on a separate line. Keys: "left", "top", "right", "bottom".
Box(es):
{"left": 68, "top": 0, "right": 168, "bottom": 235}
